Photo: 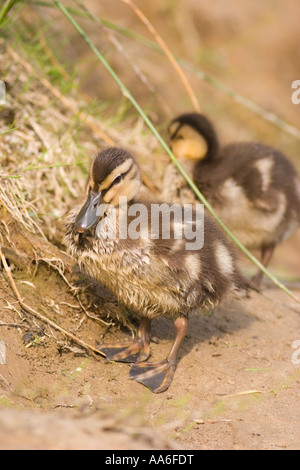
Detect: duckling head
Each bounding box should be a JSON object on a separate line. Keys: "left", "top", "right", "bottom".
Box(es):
{"left": 168, "top": 112, "right": 219, "bottom": 162}
{"left": 76, "top": 147, "right": 141, "bottom": 233}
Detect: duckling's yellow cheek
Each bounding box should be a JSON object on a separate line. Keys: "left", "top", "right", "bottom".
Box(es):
{"left": 171, "top": 139, "right": 207, "bottom": 161}
{"left": 103, "top": 187, "right": 117, "bottom": 206}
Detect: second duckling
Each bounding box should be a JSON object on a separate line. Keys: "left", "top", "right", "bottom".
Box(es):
{"left": 163, "top": 113, "right": 300, "bottom": 287}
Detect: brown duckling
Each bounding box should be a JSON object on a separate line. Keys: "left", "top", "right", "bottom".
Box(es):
{"left": 64, "top": 147, "right": 249, "bottom": 393}
{"left": 163, "top": 113, "right": 300, "bottom": 287}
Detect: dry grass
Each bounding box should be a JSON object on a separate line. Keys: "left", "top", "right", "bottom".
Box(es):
{"left": 0, "top": 37, "right": 165, "bottom": 334}
{"left": 0, "top": 39, "right": 163, "bottom": 242}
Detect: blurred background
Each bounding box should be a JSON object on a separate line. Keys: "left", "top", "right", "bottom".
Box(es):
{"left": 14, "top": 1, "right": 299, "bottom": 130}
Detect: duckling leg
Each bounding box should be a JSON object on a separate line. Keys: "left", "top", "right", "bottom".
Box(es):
{"left": 252, "top": 244, "right": 275, "bottom": 288}
{"left": 97, "top": 318, "right": 151, "bottom": 363}
{"left": 129, "top": 315, "right": 188, "bottom": 394}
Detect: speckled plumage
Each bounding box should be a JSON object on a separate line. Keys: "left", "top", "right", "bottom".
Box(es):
{"left": 65, "top": 163, "right": 247, "bottom": 319}
{"left": 64, "top": 147, "right": 249, "bottom": 393}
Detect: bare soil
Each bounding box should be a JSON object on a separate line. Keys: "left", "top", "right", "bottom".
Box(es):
{"left": 0, "top": 220, "right": 299, "bottom": 450}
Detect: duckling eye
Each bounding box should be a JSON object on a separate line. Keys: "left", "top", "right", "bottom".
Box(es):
{"left": 113, "top": 174, "right": 122, "bottom": 185}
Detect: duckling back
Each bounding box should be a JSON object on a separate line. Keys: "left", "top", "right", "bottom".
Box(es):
{"left": 202, "top": 142, "right": 300, "bottom": 249}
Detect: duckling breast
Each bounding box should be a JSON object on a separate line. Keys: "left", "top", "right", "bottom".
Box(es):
{"left": 65, "top": 202, "right": 246, "bottom": 320}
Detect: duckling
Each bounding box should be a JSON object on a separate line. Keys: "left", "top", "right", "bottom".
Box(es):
{"left": 163, "top": 113, "right": 300, "bottom": 287}
{"left": 64, "top": 146, "right": 249, "bottom": 393}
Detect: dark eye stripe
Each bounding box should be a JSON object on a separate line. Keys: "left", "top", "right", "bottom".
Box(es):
{"left": 102, "top": 163, "right": 134, "bottom": 195}
{"left": 114, "top": 174, "right": 122, "bottom": 184}
{"left": 169, "top": 123, "right": 183, "bottom": 141}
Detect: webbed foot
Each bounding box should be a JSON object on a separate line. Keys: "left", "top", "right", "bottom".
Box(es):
{"left": 97, "top": 318, "right": 152, "bottom": 363}
{"left": 97, "top": 339, "right": 150, "bottom": 363}
{"left": 129, "top": 359, "right": 176, "bottom": 393}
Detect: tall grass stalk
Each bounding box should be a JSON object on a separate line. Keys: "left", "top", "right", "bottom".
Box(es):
{"left": 117, "top": 0, "right": 200, "bottom": 113}
{"left": 53, "top": 0, "right": 300, "bottom": 304}
{"left": 0, "top": 0, "right": 23, "bottom": 28}
{"left": 73, "top": 0, "right": 171, "bottom": 116}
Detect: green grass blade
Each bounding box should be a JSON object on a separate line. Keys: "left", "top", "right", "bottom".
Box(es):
{"left": 0, "top": 0, "right": 25, "bottom": 28}
{"left": 0, "top": 125, "right": 22, "bottom": 135}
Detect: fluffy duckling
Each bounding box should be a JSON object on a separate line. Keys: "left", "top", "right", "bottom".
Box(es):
{"left": 65, "top": 147, "right": 248, "bottom": 393}
{"left": 163, "top": 113, "right": 300, "bottom": 287}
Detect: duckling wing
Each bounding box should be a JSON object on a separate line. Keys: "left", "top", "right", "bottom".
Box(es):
{"left": 210, "top": 143, "right": 300, "bottom": 247}
{"left": 220, "top": 142, "right": 300, "bottom": 211}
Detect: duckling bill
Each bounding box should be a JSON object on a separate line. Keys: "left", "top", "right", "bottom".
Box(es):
{"left": 164, "top": 113, "right": 300, "bottom": 287}
{"left": 65, "top": 147, "right": 249, "bottom": 393}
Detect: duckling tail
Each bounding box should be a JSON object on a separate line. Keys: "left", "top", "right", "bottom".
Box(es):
{"left": 232, "top": 271, "right": 257, "bottom": 299}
